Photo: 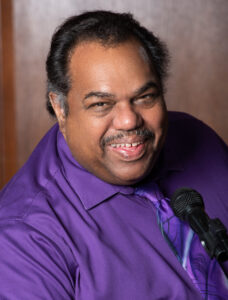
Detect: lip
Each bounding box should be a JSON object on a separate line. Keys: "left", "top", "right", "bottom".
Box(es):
{"left": 107, "top": 140, "right": 148, "bottom": 162}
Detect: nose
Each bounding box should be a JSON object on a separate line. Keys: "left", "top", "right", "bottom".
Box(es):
{"left": 112, "top": 103, "right": 143, "bottom": 131}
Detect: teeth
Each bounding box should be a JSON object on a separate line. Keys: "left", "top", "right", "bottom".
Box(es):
{"left": 110, "top": 142, "right": 142, "bottom": 148}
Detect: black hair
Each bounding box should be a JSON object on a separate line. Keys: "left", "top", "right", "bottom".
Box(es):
{"left": 46, "top": 10, "right": 169, "bottom": 116}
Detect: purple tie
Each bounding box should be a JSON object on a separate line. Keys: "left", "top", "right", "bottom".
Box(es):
{"left": 135, "top": 182, "right": 228, "bottom": 299}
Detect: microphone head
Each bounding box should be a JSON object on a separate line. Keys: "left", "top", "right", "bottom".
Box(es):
{"left": 170, "top": 187, "right": 204, "bottom": 221}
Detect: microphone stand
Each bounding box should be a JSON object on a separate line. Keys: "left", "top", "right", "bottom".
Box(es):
{"left": 196, "top": 217, "right": 228, "bottom": 279}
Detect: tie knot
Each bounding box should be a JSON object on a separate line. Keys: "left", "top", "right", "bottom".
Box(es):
{"left": 135, "top": 182, "right": 171, "bottom": 213}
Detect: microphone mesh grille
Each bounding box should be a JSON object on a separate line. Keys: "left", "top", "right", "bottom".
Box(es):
{"left": 170, "top": 187, "right": 204, "bottom": 220}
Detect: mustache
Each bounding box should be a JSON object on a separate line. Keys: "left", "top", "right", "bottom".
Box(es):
{"left": 101, "top": 128, "right": 155, "bottom": 148}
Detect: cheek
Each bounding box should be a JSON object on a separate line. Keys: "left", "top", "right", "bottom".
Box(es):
{"left": 144, "top": 106, "right": 166, "bottom": 131}
{"left": 65, "top": 115, "right": 108, "bottom": 153}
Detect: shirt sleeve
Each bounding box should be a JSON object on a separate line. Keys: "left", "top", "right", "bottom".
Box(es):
{"left": 0, "top": 220, "right": 75, "bottom": 299}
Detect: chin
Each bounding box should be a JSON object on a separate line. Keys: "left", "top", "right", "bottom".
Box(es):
{"left": 98, "top": 151, "right": 159, "bottom": 185}
{"left": 111, "top": 166, "right": 152, "bottom": 186}
{"left": 114, "top": 174, "right": 148, "bottom": 186}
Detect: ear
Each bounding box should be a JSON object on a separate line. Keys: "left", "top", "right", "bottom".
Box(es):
{"left": 49, "top": 92, "right": 67, "bottom": 137}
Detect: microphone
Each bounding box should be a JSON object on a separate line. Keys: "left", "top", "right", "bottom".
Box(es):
{"left": 170, "top": 187, "right": 228, "bottom": 263}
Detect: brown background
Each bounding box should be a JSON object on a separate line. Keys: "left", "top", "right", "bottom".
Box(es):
{"left": 1, "top": 0, "right": 228, "bottom": 188}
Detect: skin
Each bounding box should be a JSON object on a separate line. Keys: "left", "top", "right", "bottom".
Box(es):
{"left": 50, "top": 40, "right": 168, "bottom": 185}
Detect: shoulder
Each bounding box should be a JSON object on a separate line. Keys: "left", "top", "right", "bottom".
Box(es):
{"left": 167, "top": 111, "right": 228, "bottom": 157}
{"left": 0, "top": 123, "right": 62, "bottom": 220}
{"left": 161, "top": 111, "right": 228, "bottom": 224}
{"left": 165, "top": 111, "right": 228, "bottom": 178}
{"left": 167, "top": 111, "right": 223, "bottom": 137}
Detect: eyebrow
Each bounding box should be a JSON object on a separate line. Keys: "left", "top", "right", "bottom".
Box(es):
{"left": 83, "top": 80, "right": 159, "bottom": 101}
{"left": 133, "top": 81, "right": 159, "bottom": 97}
{"left": 83, "top": 91, "right": 115, "bottom": 101}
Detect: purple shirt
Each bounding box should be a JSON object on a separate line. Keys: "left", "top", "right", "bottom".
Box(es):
{"left": 0, "top": 112, "right": 228, "bottom": 299}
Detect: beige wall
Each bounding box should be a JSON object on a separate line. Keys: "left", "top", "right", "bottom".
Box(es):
{"left": 1, "top": 0, "right": 228, "bottom": 187}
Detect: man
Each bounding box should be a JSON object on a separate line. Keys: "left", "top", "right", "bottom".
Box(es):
{"left": 0, "top": 11, "right": 228, "bottom": 300}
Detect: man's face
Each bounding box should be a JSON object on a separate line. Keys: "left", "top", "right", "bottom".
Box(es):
{"left": 51, "top": 40, "right": 168, "bottom": 185}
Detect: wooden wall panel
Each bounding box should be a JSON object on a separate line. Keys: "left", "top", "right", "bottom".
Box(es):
{"left": 162, "top": 0, "right": 228, "bottom": 140}
{"left": 1, "top": 0, "right": 227, "bottom": 187}
{"left": 0, "top": 0, "right": 17, "bottom": 187}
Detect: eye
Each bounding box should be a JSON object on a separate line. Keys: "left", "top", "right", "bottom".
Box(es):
{"left": 90, "top": 101, "right": 108, "bottom": 108}
{"left": 134, "top": 93, "right": 159, "bottom": 106}
{"left": 94, "top": 102, "right": 107, "bottom": 107}
{"left": 88, "top": 101, "right": 113, "bottom": 113}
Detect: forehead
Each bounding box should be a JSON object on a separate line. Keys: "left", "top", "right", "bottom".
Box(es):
{"left": 69, "top": 39, "right": 153, "bottom": 74}
{"left": 67, "top": 40, "right": 157, "bottom": 97}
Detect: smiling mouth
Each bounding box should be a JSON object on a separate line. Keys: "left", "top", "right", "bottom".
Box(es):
{"left": 107, "top": 140, "right": 150, "bottom": 161}
{"left": 110, "top": 141, "right": 142, "bottom": 148}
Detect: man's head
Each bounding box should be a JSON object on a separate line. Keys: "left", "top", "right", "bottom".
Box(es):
{"left": 46, "top": 11, "right": 169, "bottom": 185}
